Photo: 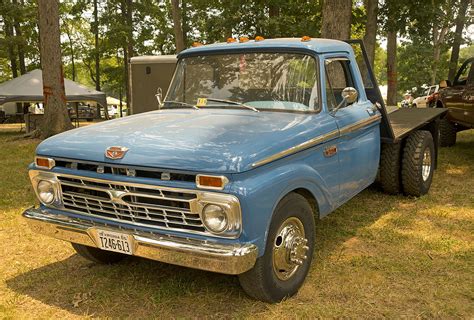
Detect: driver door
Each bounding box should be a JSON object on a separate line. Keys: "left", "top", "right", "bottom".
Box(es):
{"left": 324, "top": 55, "right": 381, "bottom": 203}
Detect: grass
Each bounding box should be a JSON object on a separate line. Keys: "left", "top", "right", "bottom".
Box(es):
{"left": 0, "top": 125, "right": 473, "bottom": 319}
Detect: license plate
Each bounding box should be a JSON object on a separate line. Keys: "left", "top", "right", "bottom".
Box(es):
{"left": 96, "top": 229, "right": 133, "bottom": 255}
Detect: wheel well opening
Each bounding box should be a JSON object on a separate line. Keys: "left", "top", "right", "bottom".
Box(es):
{"left": 292, "top": 188, "right": 320, "bottom": 219}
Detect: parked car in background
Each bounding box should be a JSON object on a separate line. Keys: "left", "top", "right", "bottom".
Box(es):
{"left": 67, "top": 103, "right": 97, "bottom": 121}
{"left": 413, "top": 85, "right": 439, "bottom": 108}
{"left": 436, "top": 57, "right": 474, "bottom": 146}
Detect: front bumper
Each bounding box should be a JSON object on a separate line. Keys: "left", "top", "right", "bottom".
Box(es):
{"left": 23, "top": 207, "right": 258, "bottom": 275}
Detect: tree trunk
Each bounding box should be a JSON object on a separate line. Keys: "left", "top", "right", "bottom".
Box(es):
{"left": 170, "top": 0, "right": 185, "bottom": 52}
{"left": 37, "top": 0, "right": 73, "bottom": 138}
{"left": 448, "top": 0, "right": 469, "bottom": 81}
{"left": 386, "top": 31, "right": 397, "bottom": 106}
{"left": 12, "top": 0, "right": 26, "bottom": 74}
{"left": 363, "top": 0, "right": 378, "bottom": 68}
{"left": 321, "top": 0, "right": 352, "bottom": 39}
{"left": 93, "top": 0, "right": 100, "bottom": 91}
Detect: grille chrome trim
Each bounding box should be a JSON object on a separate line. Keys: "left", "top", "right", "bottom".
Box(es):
{"left": 29, "top": 170, "right": 242, "bottom": 238}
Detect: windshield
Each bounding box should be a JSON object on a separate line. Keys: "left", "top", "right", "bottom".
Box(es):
{"left": 165, "top": 52, "right": 319, "bottom": 112}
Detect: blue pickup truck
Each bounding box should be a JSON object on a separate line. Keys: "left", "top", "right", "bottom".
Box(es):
{"left": 24, "top": 38, "right": 446, "bottom": 302}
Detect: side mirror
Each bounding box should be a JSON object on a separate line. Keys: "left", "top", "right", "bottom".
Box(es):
{"left": 439, "top": 80, "right": 451, "bottom": 88}
{"left": 330, "top": 87, "right": 358, "bottom": 116}
{"left": 341, "top": 87, "right": 358, "bottom": 104}
{"left": 155, "top": 87, "right": 163, "bottom": 108}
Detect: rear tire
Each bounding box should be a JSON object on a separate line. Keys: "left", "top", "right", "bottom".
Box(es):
{"left": 401, "top": 130, "right": 435, "bottom": 196}
{"left": 379, "top": 143, "right": 402, "bottom": 194}
{"left": 72, "top": 243, "right": 126, "bottom": 264}
{"left": 238, "top": 193, "right": 315, "bottom": 303}
{"left": 439, "top": 119, "right": 456, "bottom": 147}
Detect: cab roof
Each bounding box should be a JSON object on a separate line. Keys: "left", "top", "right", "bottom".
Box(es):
{"left": 178, "top": 38, "right": 353, "bottom": 58}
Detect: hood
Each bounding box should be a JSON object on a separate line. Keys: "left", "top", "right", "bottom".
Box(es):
{"left": 37, "top": 109, "right": 333, "bottom": 173}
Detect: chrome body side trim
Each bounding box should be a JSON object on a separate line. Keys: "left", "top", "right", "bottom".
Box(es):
{"left": 251, "top": 129, "right": 340, "bottom": 168}
{"left": 339, "top": 114, "right": 382, "bottom": 136}
{"left": 251, "top": 113, "right": 381, "bottom": 168}
{"left": 23, "top": 207, "right": 257, "bottom": 275}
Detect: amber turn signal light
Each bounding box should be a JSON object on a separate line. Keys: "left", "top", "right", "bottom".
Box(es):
{"left": 301, "top": 36, "right": 311, "bottom": 42}
{"left": 35, "top": 157, "right": 55, "bottom": 169}
{"left": 196, "top": 175, "right": 229, "bottom": 190}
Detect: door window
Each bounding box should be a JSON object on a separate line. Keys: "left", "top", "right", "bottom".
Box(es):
{"left": 325, "top": 58, "right": 356, "bottom": 111}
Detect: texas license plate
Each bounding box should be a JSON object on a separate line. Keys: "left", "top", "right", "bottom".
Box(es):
{"left": 96, "top": 229, "right": 133, "bottom": 255}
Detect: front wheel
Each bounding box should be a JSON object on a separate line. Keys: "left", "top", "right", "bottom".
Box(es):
{"left": 238, "top": 193, "right": 315, "bottom": 303}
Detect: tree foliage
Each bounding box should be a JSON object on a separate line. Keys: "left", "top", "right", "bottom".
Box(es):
{"left": 0, "top": 0, "right": 472, "bottom": 105}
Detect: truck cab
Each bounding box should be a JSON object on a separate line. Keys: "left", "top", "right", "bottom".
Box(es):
{"left": 23, "top": 37, "right": 446, "bottom": 303}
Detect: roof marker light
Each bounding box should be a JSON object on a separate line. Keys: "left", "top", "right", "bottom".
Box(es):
{"left": 192, "top": 42, "right": 203, "bottom": 47}
{"left": 239, "top": 37, "right": 249, "bottom": 43}
{"left": 227, "top": 38, "right": 237, "bottom": 43}
{"left": 301, "top": 36, "right": 311, "bottom": 42}
{"left": 255, "top": 36, "right": 265, "bottom": 42}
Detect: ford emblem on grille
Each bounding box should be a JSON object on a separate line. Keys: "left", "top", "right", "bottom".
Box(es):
{"left": 105, "top": 146, "right": 129, "bottom": 160}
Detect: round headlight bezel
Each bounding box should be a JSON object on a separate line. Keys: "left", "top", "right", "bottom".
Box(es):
{"left": 37, "top": 180, "right": 55, "bottom": 204}
{"left": 201, "top": 204, "right": 229, "bottom": 234}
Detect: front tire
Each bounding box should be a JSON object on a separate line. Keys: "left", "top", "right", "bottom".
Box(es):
{"left": 238, "top": 193, "right": 315, "bottom": 303}
{"left": 401, "top": 130, "right": 435, "bottom": 196}
{"left": 72, "top": 243, "right": 126, "bottom": 264}
{"left": 439, "top": 119, "right": 457, "bottom": 147}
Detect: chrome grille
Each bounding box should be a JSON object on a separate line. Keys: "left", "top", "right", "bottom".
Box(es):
{"left": 58, "top": 176, "right": 206, "bottom": 233}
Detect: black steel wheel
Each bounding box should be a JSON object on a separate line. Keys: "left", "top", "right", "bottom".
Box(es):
{"left": 238, "top": 193, "right": 315, "bottom": 303}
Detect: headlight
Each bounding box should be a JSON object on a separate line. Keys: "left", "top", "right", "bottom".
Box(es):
{"left": 37, "top": 180, "right": 55, "bottom": 204}
{"left": 202, "top": 204, "right": 228, "bottom": 233}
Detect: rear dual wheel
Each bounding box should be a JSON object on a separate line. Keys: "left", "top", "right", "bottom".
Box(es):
{"left": 238, "top": 193, "right": 315, "bottom": 303}
{"left": 401, "top": 130, "right": 435, "bottom": 196}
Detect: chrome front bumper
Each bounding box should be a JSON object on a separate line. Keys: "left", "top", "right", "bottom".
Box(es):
{"left": 23, "top": 208, "right": 258, "bottom": 275}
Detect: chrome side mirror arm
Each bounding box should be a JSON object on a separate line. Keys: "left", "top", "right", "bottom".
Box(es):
{"left": 155, "top": 87, "right": 163, "bottom": 108}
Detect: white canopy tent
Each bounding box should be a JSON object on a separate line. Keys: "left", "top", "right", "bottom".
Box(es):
{"left": 0, "top": 69, "right": 108, "bottom": 118}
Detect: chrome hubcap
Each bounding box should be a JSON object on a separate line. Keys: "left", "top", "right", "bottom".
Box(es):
{"left": 422, "top": 148, "right": 432, "bottom": 181}
{"left": 272, "top": 217, "right": 309, "bottom": 281}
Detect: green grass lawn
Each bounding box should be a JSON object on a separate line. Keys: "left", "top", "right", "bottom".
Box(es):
{"left": 0, "top": 127, "right": 473, "bottom": 319}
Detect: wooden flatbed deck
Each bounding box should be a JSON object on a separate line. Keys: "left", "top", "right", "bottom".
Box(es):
{"left": 387, "top": 108, "right": 447, "bottom": 141}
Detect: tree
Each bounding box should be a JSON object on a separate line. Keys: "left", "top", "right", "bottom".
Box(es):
{"left": 37, "top": 0, "right": 73, "bottom": 138}
{"left": 363, "top": 0, "right": 378, "bottom": 67}
{"left": 170, "top": 0, "right": 185, "bottom": 52}
{"left": 448, "top": 0, "right": 470, "bottom": 81}
{"left": 386, "top": 30, "right": 397, "bottom": 105}
{"left": 321, "top": 0, "right": 352, "bottom": 39}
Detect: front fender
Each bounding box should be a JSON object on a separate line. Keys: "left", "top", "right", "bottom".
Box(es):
{"left": 229, "top": 160, "right": 336, "bottom": 256}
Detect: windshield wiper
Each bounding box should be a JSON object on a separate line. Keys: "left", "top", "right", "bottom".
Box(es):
{"left": 205, "top": 98, "right": 259, "bottom": 112}
{"left": 163, "top": 100, "right": 199, "bottom": 110}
